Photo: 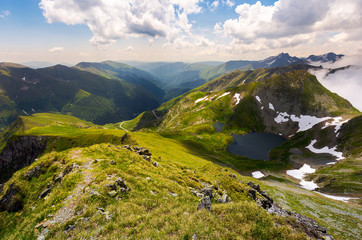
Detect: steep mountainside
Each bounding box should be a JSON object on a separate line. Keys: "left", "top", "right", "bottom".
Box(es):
{"left": 0, "top": 113, "right": 360, "bottom": 239}
{"left": 0, "top": 63, "right": 162, "bottom": 129}
{"left": 74, "top": 61, "right": 165, "bottom": 100}
{"left": 132, "top": 66, "right": 358, "bottom": 136}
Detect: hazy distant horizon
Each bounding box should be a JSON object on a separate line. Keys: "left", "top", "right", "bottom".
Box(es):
{"left": 0, "top": 0, "right": 361, "bottom": 63}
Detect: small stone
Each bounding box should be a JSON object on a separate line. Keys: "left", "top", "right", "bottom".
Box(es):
{"left": 108, "top": 191, "right": 117, "bottom": 197}
{"left": 142, "top": 155, "right": 151, "bottom": 161}
{"left": 152, "top": 162, "right": 159, "bottom": 167}
{"left": 109, "top": 160, "right": 116, "bottom": 165}
{"left": 97, "top": 207, "right": 105, "bottom": 212}
{"left": 39, "top": 188, "right": 52, "bottom": 199}
{"left": 104, "top": 183, "right": 117, "bottom": 191}
{"left": 93, "top": 159, "right": 99, "bottom": 163}
{"left": 115, "top": 178, "right": 128, "bottom": 189}
{"left": 150, "top": 190, "right": 157, "bottom": 195}
{"left": 230, "top": 173, "right": 236, "bottom": 179}
{"left": 192, "top": 233, "right": 197, "bottom": 240}
{"left": 169, "top": 192, "right": 178, "bottom": 197}
{"left": 218, "top": 193, "right": 231, "bottom": 203}
{"left": 145, "top": 177, "right": 151, "bottom": 181}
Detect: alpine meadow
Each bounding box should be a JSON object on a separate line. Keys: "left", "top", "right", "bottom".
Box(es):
{"left": 0, "top": 0, "right": 361, "bottom": 240}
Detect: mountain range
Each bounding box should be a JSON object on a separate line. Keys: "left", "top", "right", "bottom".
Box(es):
{"left": 0, "top": 53, "right": 361, "bottom": 239}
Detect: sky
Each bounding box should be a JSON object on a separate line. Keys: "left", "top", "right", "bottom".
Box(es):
{"left": 0, "top": 0, "right": 362, "bottom": 64}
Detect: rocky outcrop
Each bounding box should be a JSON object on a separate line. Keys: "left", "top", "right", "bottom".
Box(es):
{"left": 0, "top": 136, "right": 48, "bottom": 173}
{"left": 0, "top": 183, "right": 24, "bottom": 212}
{"left": 247, "top": 181, "right": 334, "bottom": 240}
{"left": 197, "top": 196, "right": 212, "bottom": 212}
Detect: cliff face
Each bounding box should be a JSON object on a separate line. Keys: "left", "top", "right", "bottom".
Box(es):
{"left": 0, "top": 136, "right": 48, "bottom": 177}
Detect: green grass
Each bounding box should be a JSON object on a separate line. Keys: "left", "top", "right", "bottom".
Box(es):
{"left": 0, "top": 113, "right": 361, "bottom": 239}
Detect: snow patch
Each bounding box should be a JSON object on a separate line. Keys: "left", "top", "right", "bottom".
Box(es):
{"left": 269, "top": 103, "right": 275, "bottom": 110}
{"left": 233, "top": 93, "right": 242, "bottom": 105}
{"left": 216, "top": 92, "right": 230, "bottom": 100}
{"left": 316, "top": 192, "right": 358, "bottom": 202}
{"left": 300, "top": 180, "right": 319, "bottom": 191}
{"left": 322, "top": 117, "right": 350, "bottom": 133}
{"left": 286, "top": 164, "right": 315, "bottom": 180}
{"left": 286, "top": 164, "right": 318, "bottom": 190}
{"left": 274, "top": 112, "right": 331, "bottom": 132}
{"left": 252, "top": 171, "right": 265, "bottom": 179}
{"left": 306, "top": 140, "right": 344, "bottom": 160}
{"left": 290, "top": 115, "right": 331, "bottom": 132}
{"left": 22, "top": 110, "right": 29, "bottom": 116}
{"left": 195, "top": 96, "right": 208, "bottom": 104}
{"left": 274, "top": 112, "right": 290, "bottom": 123}
{"left": 255, "top": 95, "right": 262, "bottom": 103}
{"left": 261, "top": 106, "right": 264, "bottom": 110}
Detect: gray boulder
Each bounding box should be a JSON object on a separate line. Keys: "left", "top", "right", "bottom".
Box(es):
{"left": 197, "top": 196, "right": 213, "bottom": 212}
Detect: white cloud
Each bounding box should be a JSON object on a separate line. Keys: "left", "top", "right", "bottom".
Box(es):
{"left": 223, "top": 0, "right": 234, "bottom": 7}
{"left": 39, "top": 0, "right": 202, "bottom": 47}
{"left": 48, "top": 47, "right": 64, "bottom": 52}
{"left": 126, "top": 46, "right": 134, "bottom": 52}
{"left": 219, "top": 0, "right": 362, "bottom": 50}
{"left": 0, "top": 10, "right": 10, "bottom": 18}
{"left": 211, "top": 0, "right": 219, "bottom": 11}
{"left": 310, "top": 55, "right": 362, "bottom": 111}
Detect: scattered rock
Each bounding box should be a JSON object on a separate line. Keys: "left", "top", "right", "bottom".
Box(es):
{"left": 104, "top": 183, "right": 117, "bottom": 191}
{"left": 109, "top": 160, "right": 116, "bottom": 165}
{"left": 37, "top": 227, "right": 49, "bottom": 240}
{"left": 152, "top": 162, "right": 159, "bottom": 167}
{"left": 133, "top": 146, "right": 152, "bottom": 156}
{"left": 200, "top": 187, "right": 213, "bottom": 199}
{"left": 145, "top": 177, "right": 151, "bottom": 181}
{"left": 169, "top": 192, "right": 178, "bottom": 197}
{"left": 35, "top": 222, "right": 48, "bottom": 229}
{"left": 93, "top": 159, "right": 99, "bottom": 164}
{"left": 197, "top": 196, "right": 212, "bottom": 213}
{"left": 218, "top": 193, "right": 231, "bottom": 203}
{"left": 0, "top": 183, "right": 24, "bottom": 212}
{"left": 191, "top": 190, "right": 204, "bottom": 198}
{"left": 142, "top": 155, "right": 151, "bottom": 161}
{"left": 63, "top": 163, "right": 79, "bottom": 176}
{"left": 89, "top": 190, "right": 100, "bottom": 196}
{"left": 108, "top": 191, "right": 117, "bottom": 197}
{"left": 115, "top": 177, "right": 128, "bottom": 190}
{"left": 120, "top": 133, "right": 130, "bottom": 144}
{"left": 54, "top": 163, "right": 79, "bottom": 184}
{"left": 64, "top": 224, "right": 75, "bottom": 232}
{"left": 192, "top": 233, "right": 197, "bottom": 240}
{"left": 247, "top": 181, "right": 334, "bottom": 239}
{"left": 150, "top": 190, "right": 157, "bottom": 195}
{"left": 268, "top": 204, "right": 334, "bottom": 240}
{"left": 229, "top": 173, "right": 236, "bottom": 179}
{"left": 39, "top": 187, "right": 52, "bottom": 199}
{"left": 97, "top": 207, "right": 105, "bottom": 212}
{"left": 123, "top": 145, "right": 132, "bottom": 151}
{"left": 247, "top": 189, "right": 257, "bottom": 201}
{"left": 23, "top": 164, "right": 43, "bottom": 180}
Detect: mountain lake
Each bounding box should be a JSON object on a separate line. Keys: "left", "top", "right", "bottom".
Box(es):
{"left": 227, "top": 133, "right": 286, "bottom": 160}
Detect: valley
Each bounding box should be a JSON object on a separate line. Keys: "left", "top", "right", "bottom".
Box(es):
{"left": 0, "top": 53, "right": 361, "bottom": 240}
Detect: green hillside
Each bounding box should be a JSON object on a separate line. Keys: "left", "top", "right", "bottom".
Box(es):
{"left": 0, "top": 63, "right": 163, "bottom": 130}
{"left": 0, "top": 113, "right": 360, "bottom": 239}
